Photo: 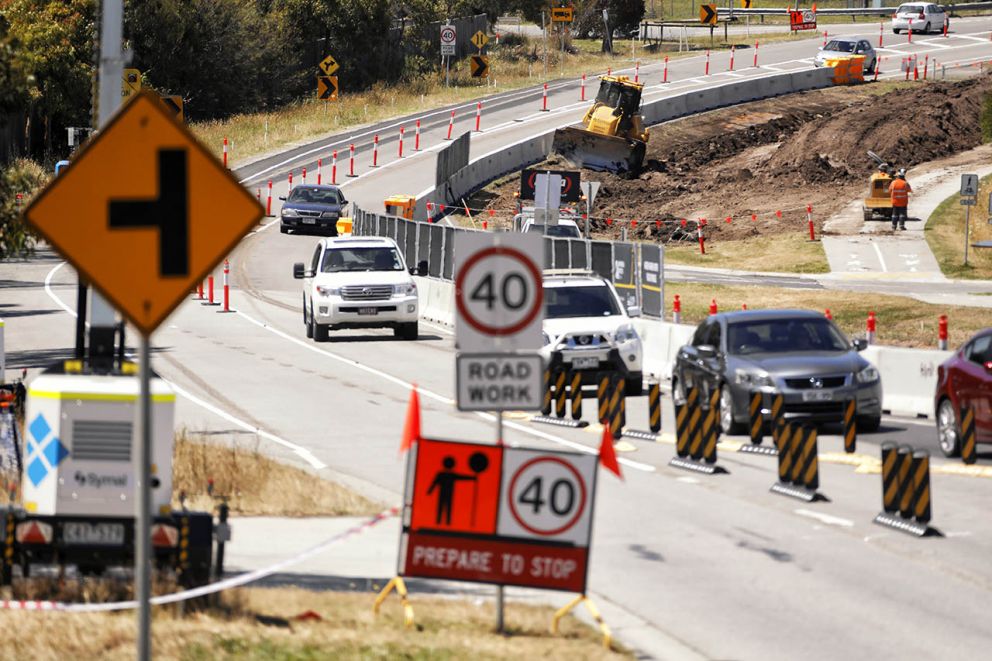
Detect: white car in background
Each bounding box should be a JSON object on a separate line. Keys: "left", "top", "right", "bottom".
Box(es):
{"left": 293, "top": 237, "right": 419, "bottom": 341}
{"left": 521, "top": 216, "right": 582, "bottom": 238}
{"left": 892, "top": 3, "right": 947, "bottom": 33}
{"left": 540, "top": 272, "right": 644, "bottom": 395}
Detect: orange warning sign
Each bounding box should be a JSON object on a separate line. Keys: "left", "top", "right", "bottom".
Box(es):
{"left": 409, "top": 439, "right": 502, "bottom": 535}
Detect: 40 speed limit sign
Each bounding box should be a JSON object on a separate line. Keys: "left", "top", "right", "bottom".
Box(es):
{"left": 454, "top": 233, "right": 544, "bottom": 352}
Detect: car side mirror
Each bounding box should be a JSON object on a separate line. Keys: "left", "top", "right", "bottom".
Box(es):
{"left": 416, "top": 260, "right": 428, "bottom": 277}
{"left": 293, "top": 262, "right": 306, "bottom": 279}
{"left": 627, "top": 305, "right": 642, "bottom": 318}
{"left": 278, "top": 195, "right": 287, "bottom": 201}
{"left": 853, "top": 338, "right": 868, "bottom": 352}
{"left": 697, "top": 345, "right": 717, "bottom": 359}
{"left": 339, "top": 197, "right": 348, "bottom": 205}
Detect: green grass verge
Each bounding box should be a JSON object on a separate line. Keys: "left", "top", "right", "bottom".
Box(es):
{"left": 924, "top": 172, "right": 992, "bottom": 280}
{"left": 665, "top": 233, "right": 830, "bottom": 273}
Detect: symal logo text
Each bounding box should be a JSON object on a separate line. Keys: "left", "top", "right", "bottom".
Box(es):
{"left": 74, "top": 471, "right": 128, "bottom": 488}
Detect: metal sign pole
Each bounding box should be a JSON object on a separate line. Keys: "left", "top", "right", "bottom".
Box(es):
{"left": 964, "top": 204, "right": 971, "bottom": 266}
{"left": 495, "top": 410, "right": 505, "bottom": 633}
{"left": 137, "top": 335, "right": 152, "bottom": 660}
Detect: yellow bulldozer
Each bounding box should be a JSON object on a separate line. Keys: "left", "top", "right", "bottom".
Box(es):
{"left": 552, "top": 75, "right": 649, "bottom": 176}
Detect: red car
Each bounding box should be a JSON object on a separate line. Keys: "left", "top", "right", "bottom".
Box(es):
{"left": 935, "top": 328, "right": 992, "bottom": 457}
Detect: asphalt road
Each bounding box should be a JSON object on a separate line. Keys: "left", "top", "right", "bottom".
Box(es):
{"left": 6, "top": 17, "right": 992, "bottom": 660}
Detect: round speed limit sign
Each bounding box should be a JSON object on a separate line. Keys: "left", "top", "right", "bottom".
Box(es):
{"left": 454, "top": 233, "right": 544, "bottom": 352}
{"left": 497, "top": 448, "right": 597, "bottom": 545}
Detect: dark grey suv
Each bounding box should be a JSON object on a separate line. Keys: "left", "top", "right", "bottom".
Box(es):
{"left": 279, "top": 184, "right": 347, "bottom": 235}
{"left": 673, "top": 310, "right": 883, "bottom": 434}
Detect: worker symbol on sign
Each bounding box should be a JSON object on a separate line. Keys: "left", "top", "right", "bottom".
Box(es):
{"left": 410, "top": 439, "right": 502, "bottom": 534}
{"left": 427, "top": 453, "right": 489, "bottom": 525}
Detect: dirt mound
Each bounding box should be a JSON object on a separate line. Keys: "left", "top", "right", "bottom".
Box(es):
{"left": 471, "top": 77, "right": 992, "bottom": 243}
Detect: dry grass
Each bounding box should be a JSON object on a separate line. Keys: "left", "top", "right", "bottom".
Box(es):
{"left": 191, "top": 32, "right": 819, "bottom": 166}
{"left": 665, "top": 232, "right": 830, "bottom": 273}
{"left": 172, "top": 432, "right": 380, "bottom": 517}
{"left": 667, "top": 281, "right": 991, "bottom": 348}
{"left": 0, "top": 586, "right": 626, "bottom": 660}
{"left": 925, "top": 173, "right": 992, "bottom": 280}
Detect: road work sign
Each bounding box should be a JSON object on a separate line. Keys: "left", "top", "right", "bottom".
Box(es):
{"left": 122, "top": 68, "right": 141, "bottom": 100}
{"left": 23, "top": 91, "right": 263, "bottom": 335}
{"left": 520, "top": 168, "right": 580, "bottom": 202}
{"left": 454, "top": 233, "right": 544, "bottom": 352}
{"left": 440, "top": 24, "right": 457, "bottom": 56}
{"left": 456, "top": 353, "right": 543, "bottom": 411}
{"left": 789, "top": 9, "right": 817, "bottom": 31}
{"left": 400, "top": 438, "right": 597, "bottom": 593}
{"left": 551, "top": 7, "right": 574, "bottom": 22}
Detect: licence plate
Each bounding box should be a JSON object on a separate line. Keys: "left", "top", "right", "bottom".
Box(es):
{"left": 63, "top": 522, "right": 125, "bottom": 546}
{"left": 802, "top": 390, "right": 834, "bottom": 402}
{"left": 358, "top": 307, "right": 378, "bottom": 316}
{"left": 301, "top": 218, "right": 316, "bottom": 224}
{"left": 572, "top": 356, "right": 600, "bottom": 369}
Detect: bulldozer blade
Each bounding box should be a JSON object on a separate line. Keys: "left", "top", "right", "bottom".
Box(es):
{"left": 552, "top": 127, "right": 646, "bottom": 176}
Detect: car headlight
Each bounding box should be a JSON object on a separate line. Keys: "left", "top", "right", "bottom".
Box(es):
{"left": 856, "top": 365, "right": 880, "bottom": 384}
{"left": 542, "top": 331, "right": 552, "bottom": 346}
{"left": 394, "top": 283, "right": 417, "bottom": 296}
{"left": 614, "top": 324, "right": 639, "bottom": 343}
{"left": 281, "top": 207, "right": 299, "bottom": 217}
{"left": 315, "top": 285, "right": 340, "bottom": 297}
{"left": 321, "top": 211, "right": 339, "bottom": 219}
{"left": 735, "top": 370, "right": 774, "bottom": 387}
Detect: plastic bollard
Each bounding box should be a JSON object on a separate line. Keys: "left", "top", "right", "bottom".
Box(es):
{"left": 879, "top": 21, "right": 884, "bottom": 48}
{"left": 635, "top": 60, "right": 640, "bottom": 82}
{"left": 266, "top": 180, "right": 273, "bottom": 216}
{"left": 867, "top": 311, "right": 877, "bottom": 345}
{"left": 415, "top": 119, "right": 421, "bottom": 151}
{"left": 475, "top": 101, "right": 482, "bottom": 132}
{"left": 823, "top": 31, "right": 828, "bottom": 47}
{"left": 332, "top": 151, "right": 338, "bottom": 184}
{"left": 754, "top": 41, "right": 759, "bottom": 68}
{"left": 824, "top": 308, "right": 833, "bottom": 320}
{"left": 709, "top": 299, "right": 718, "bottom": 315}
{"left": 372, "top": 135, "right": 379, "bottom": 167}
{"left": 672, "top": 295, "right": 682, "bottom": 324}
{"left": 663, "top": 57, "right": 669, "bottom": 83}
{"left": 542, "top": 83, "right": 549, "bottom": 111}
{"left": 446, "top": 110, "right": 455, "bottom": 140}
{"left": 581, "top": 73, "right": 586, "bottom": 99}
{"left": 223, "top": 137, "right": 228, "bottom": 168}
{"left": 301, "top": 167, "right": 307, "bottom": 185}
{"left": 938, "top": 314, "right": 948, "bottom": 350}
{"left": 349, "top": 144, "right": 356, "bottom": 177}
{"left": 729, "top": 46, "right": 735, "bottom": 72}
{"left": 398, "top": 127, "right": 404, "bottom": 158}
{"left": 288, "top": 171, "right": 293, "bottom": 189}
{"left": 705, "top": 50, "right": 710, "bottom": 75}
{"left": 222, "top": 260, "right": 230, "bottom": 313}
{"left": 316, "top": 158, "right": 322, "bottom": 185}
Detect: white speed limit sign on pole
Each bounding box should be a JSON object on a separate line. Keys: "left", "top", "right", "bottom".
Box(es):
{"left": 440, "top": 24, "right": 457, "bottom": 56}
{"left": 454, "top": 233, "right": 544, "bottom": 352}
{"left": 497, "top": 448, "right": 597, "bottom": 546}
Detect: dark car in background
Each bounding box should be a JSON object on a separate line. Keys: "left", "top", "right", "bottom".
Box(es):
{"left": 674, "top": 310, "right": 883, "bottom": 434}
{"left": 279, "top": 184, "right": 348, "bottom": 235}
{"left": 935, "top": 328, "right": 992, "bottom": 457}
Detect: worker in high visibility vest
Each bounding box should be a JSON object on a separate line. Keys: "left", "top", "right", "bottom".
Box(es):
{"left": 889, "top": 169, "right": 912, "bottom": 231}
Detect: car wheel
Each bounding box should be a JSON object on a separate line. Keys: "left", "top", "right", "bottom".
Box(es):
{"left": 395, "top": 322, "right": 418, "bottom": 340}
{"left": 936, "top": 398, "right": 960, "bottom": 457}
{"left": 625, "top": 372, "right": 643, "bottom": 397}
{"left": 280, "top": 224, "right": 289, "bottom": 234}
{"left": 719, "top": 385, "right": 745, "bottom": 435}
{"left": 893, "top": 28, "right": 900, "bottom": 34}
{"left": 924, "top": 22, "right": 931, "bottom": 34}
{"left": 856, "top": 415, "right": 881, "bottom": 433}
{"left": 304, "top": 297, "right": 313, "bottom": 339}
{"left": 312, "top": 310, "right": 329, "bottom": 342}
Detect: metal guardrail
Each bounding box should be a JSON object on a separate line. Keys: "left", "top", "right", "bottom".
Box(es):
{"left": 715, "top": 2, "right": 992, "bottom": 16}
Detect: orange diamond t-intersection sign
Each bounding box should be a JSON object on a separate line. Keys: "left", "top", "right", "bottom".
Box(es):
{"left": 24, "top": 91, "right": 263, "bottom": 336}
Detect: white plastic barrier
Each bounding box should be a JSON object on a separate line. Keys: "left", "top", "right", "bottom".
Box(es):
{"left": 415, "top": 276, "right": 455, "bottom": 328}
{"left": 861, "top": 346, "right": 950, "bottom": 419}
{"left": 633, "top": 317, "right": 695, "bottom": 379}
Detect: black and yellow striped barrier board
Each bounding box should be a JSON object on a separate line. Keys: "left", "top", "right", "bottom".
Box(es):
{"left": 670, "top": 386, "right": 724, "bottom": 475}
{"left": 874, "top": 442, "right": 937, "bottom": 537}
{"left": 770, "top": 422, "right": 823, "bottom": 502}
{"left": 960, "top": 406, "right": 977, "bottom": 465}
{"left": 843, "top": 399, "right": 857, "bottom": 454}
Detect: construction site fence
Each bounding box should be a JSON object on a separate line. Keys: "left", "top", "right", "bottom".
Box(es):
{"left": 351, "top": 206, "right": 665, "bottom": 319}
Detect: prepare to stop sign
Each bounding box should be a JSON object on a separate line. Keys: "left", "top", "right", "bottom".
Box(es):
{"left": 454, "top": 233, "right": 544, "bottom": 353}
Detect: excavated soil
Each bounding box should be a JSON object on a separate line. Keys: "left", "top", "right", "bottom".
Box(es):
{"left": 471, "top": 76, "right": 992, "bottom": 243}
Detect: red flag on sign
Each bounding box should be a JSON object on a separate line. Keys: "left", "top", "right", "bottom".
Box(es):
{"left": 599, "top": 422, "right": 623, "bottom": 479}
{"left": 400, "top": 386, "right": 421, "bottom": 454}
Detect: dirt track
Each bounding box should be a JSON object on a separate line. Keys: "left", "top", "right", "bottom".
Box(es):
{"left": 472, "top": 76, "right": 992, "bottom": 243}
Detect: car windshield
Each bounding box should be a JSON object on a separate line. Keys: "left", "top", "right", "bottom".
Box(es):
{"left": 322, "top": 247, "right": 403, "bottom": 272}
{"left": 545, "top": 285, "right": 621, "bottom": 318}
{"left": 288, "top": 187, "right": 341, "bottom": 204}
{"left": 727, "top": 318, "right": 849, "bottom": 355}
{"left": 526, "top": 224, "right": 581, "bottom": 238}
{"left": 825, "top": 40, "right": 856, "bottom": 52}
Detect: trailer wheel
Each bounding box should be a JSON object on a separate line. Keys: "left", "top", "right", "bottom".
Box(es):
{"left": 863, "top": 208, "right": 872, "bottom": 222}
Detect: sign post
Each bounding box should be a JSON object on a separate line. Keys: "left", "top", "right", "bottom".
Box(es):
{"left": 25, "top": 51, "right": 262, "bottom": 661}
{"left": 452, "top": 232, "right": 545, "bottom": 630}
{"left": 580, "top": 181, "right": 600, "bottom": 239}
{"left": 440, "top": 23, "right": 457, "bottom": 87}
{"left": 961, "top": 173, "right": 978, "bottom": 265}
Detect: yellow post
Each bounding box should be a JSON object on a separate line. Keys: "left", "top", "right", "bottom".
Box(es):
{"left": 550, "top": 594, "right": 612, "bottom": 650}
{"left": 372, "top": 576, "right": 416, "bottom": 629}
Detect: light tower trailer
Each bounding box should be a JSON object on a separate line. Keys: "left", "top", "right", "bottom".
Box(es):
{"left": 1, "top": 361, "right": 218, "bottom": 588}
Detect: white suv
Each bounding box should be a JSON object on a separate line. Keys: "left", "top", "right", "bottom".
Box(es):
{"left": 540, "top": 273, "right": 644, "bottom": 395}
{"left": 293, "top": 237, "right": 420, "bottom": 341}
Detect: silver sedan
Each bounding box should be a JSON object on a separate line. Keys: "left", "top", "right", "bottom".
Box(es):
{"left": 814, "top": 37, "right": 877, "bottom": 73}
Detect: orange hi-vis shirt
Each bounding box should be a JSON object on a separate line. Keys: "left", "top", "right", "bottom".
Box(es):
{"left": 890, "top": 178, "right": 911, "bottom": 208}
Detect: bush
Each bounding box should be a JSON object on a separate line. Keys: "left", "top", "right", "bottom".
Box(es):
{"left": 0, "top": 158, "right": 47, "bottom": 259}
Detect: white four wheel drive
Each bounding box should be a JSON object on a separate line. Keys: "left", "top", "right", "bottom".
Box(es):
{"left": 540, "top": 272, "right": 644, "bottom": 396}
{"left": 294, "top": 237, "right": 420, "bottom": 341}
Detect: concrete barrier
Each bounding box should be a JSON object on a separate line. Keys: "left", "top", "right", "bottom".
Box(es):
{"left": 861, "top": 346, "right": 949, "bottom": 419}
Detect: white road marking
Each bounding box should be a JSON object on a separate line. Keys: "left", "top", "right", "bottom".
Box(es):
{"left": 676, "top": 476, "right": 699, "bottom": 484}
{"left": 795, "top": 509, "right": 854, "bottom": 528}
{"left": 872, "top": 242, "right": 889, "bottom": 272}
{"left": 42, "top": 262, "right": 326, "bottom": 469}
